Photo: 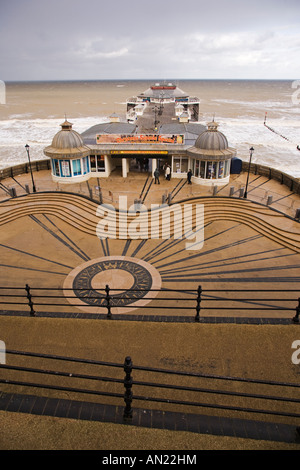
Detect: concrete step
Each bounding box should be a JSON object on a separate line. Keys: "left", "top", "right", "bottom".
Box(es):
{"left": 1, "top": 193, "right": 299, "bottom": 251}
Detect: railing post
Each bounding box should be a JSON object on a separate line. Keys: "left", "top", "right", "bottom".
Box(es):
{"left": 195, "top": 285, "right": 202, "bottom": 322}
{"left": 25, "top": 284, "right": 35, "bottom": 316}
{"left": 105, "top": 284, "right": 112, "bottom": 318}
{"left": 97, "top": 178, "right": 103, "bottom": 205}
{"left": 123, "top": 356, "right": 133, "bottom": 421}
{"left": 292, "top": 298, "right": 300, "bottom": 323}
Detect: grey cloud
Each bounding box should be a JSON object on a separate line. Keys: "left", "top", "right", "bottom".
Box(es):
{"left": 0, "top": 0, "right": 300, "bottom": 80}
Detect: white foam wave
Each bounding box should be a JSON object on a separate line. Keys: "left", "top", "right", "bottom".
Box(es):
{"left": 0, "top": 116, "right": 108, "bottom": 169}
{"left": 201, "top": 115, "right": 300, "bottom": 177}
{"left": 213, "top": 98, "right": 294, "bottom": 108}
{"left": 0, "top": 114, "right": 299, "bottom": 177}
{"left": 211, "top": 98, "right": 300, "bottom": 119}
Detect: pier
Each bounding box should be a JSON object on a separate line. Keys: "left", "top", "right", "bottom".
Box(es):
{"left": 0, "top": 83, "right": 300, "bottom": 450}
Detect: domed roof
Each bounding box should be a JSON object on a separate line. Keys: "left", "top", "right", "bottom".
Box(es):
{"left": 44, "top": 120, "right": 90, "bottom": 158}
{"left": 195, "top": 121, "right": 228, "bottom": 150}
{"left": 51, "top": 120, "right": 84, "bottom": 149}
{"left": 187, "top": 120, "right": 236, "bottom": 161}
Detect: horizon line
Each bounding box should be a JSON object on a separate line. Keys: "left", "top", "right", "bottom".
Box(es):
{"left": 3, "top": 78, "right": 297, "bottom": 84}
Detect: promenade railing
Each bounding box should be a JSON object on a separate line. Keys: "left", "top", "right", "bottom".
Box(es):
{"left": 0, "top": 285, "right": 299, "bottom": 323}
{"left": 0, "top": 350, "right": 299, "bottom": 429}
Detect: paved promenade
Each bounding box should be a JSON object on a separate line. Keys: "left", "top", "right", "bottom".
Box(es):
{"left": 0, "top": 168, "right": 299, "bottom": 320}
{"left": 1, "top": 166, "right": 299, "bottom": 217}
{"left": 0, "top": 167, "right": 299, "bottom": 450}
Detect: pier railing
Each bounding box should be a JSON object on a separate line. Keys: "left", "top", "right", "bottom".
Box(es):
{"left": 1, "top": 158, "right": 300, "bottom": 203}
{"left": 0, "top": 285, "right": 299, "bottom": 323}
{"left": 1, "top": 350, "right": 300, "bottom": 429}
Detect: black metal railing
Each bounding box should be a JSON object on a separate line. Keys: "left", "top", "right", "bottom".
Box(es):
{"left": 0, "top": 285, "right": 299, "bottom": 322}
{"left": 1, "top": 350, "right": 300, "bottom": 427}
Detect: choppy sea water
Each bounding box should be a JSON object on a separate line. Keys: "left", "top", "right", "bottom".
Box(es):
{"left": 0, "top": 80, "right": 299, "bottom": 177}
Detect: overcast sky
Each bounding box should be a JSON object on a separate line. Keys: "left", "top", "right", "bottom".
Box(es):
{"left": 0, "top": 0, "right": 300, "bottom": 81}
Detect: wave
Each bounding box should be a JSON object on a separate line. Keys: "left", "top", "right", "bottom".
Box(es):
{"left": 0, "top": 116, "right": 108, "bottom": 170}
{"left": 0, "top": 114, "right": 299, "bottom": 178}
{"left": 212, "top": 98, "right": 294, "bottom": 108}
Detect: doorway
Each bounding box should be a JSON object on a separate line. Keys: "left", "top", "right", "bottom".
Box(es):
{"left": 129, "top": 157, "right": 151, "bottom": 173}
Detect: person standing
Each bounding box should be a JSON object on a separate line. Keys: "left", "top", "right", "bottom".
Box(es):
{"left": 165, "top": 164, "right": 171, "bottom": 181}
{"left": 154, "top": 167, "right": 160, "bottom": 184}
{"left": 187, "top": 169, "right": 192, "bottom": 184}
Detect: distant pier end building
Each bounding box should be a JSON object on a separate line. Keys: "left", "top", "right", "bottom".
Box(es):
{"left": 126, "top": 82, "right": 200, "bottom": 123}
{"left": 44, "top": 83, "right": 236, "bottom": 185}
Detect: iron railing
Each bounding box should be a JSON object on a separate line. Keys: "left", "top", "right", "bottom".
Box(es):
{"left": 0, "top": 285, "right": 299, "bottom": 322}
{"left": 0, "top": 350, "right": 300, "bottom": 427}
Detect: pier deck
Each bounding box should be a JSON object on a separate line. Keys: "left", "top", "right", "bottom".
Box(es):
{"left": 0, "top": 167, "right": 299, "bottom": 450}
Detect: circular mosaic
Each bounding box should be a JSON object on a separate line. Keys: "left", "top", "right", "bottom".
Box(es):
{"left": 63, "top": 256, "right": 162, "bottom": 314}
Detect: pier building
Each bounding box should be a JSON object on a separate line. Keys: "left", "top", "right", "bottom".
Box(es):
{"left": 126, "top": 82, "right": 200, "bottom": 122}
{"left": 44, "top": 83, "right": 237, "bottom": 185}
{"left": 1, "top": 84, "right": 300, "bottom": 450}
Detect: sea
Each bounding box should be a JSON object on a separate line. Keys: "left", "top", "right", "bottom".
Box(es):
{"left": 0, "top": 79, "right": 299, "bottom": 177}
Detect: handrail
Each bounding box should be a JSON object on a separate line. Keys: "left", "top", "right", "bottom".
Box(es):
{"left": 0, "top": 351, "right": 299, "bottom": 425}
{"left": 0, "top": 285, "right": 299, "bottom": 322}
{"left": 3, "top": 349, "right": 300, "bottom": 387}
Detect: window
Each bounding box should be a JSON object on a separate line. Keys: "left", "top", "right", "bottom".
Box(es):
{"left": 52, "top": 159, "right": 60, "bottom": 176}
{"left": 90, "top": 155, "right": 96, "bottom": 172}
{"left": 173, "top": 157, "right": 180, "bottom": 173}
{"left": 218, "top": 161, "right": 224, "bottom": 178}
{"left": 97, "top": 155, "right": 105, "bottom": 171}
{"left": 82, "top": 156, "right": 89, "bottom": 175}
{"left": 206, "top": 161, "right": 217, "bottom": 179}
{"left": 200, "top": 161, "right": 206, "bottom": 178}
{"left": 60, "top": 160, "right": 71, "bottom": 177}
{"left": 181, "top": 158, "right": 188, "bottom": 173}
{"left": 225, "top": 160, "right": 229, "bottom": 177}
{"left": 194, "top": 160, "right": 199, "bottom": 177}
{"left": 191, "top": 159, "right": 231, "bottom": 179}
{"left": 173, "top": 156, "right": 188, "bottom": 173}
{"left": 90, "top": 155, "right": 105, "bottom": 172}
{"left": 72, "top": 159, "right": 82, "bottom": 176}
{"left": 212, "top": 162, "right": 218, "bottom": 179}
{"left": 191, "top": 159, "right": 195, "bottom": 174}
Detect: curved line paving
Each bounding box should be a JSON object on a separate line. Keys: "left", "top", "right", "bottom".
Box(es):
{"left": 0, "top": 191, "right": 299, "bottom": 319}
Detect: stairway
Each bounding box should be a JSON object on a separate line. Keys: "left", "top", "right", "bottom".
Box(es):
{"left": 1, "top": 192, "right": 299, "bottom": 252}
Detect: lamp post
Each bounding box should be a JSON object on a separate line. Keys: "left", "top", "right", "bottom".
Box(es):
{"left": 152, "top": 106, "right": 159, "bottom": 131}
{"left": 25, "top": 144, "right": 36, "bottom": 193}
{"left": 244, "top": 146, "right": 254, "bottom": 199}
